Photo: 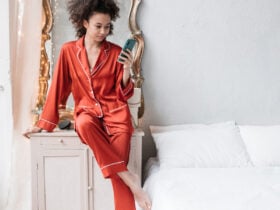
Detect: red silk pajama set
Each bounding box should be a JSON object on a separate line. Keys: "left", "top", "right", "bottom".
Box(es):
{"left": 37, "top": 36, "right": 136, "bottom": 210}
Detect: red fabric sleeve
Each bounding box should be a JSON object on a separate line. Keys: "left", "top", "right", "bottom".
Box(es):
{"left": 115, "top": 63, "right": 134, "bottom": 101}
{"left": 37, "top": 46, "right": 72, "bottom": 131}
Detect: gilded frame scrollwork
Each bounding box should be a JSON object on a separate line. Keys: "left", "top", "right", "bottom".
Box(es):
{"left": 33, "top": 0, "right": 53, "bottom": 124}
{"left": 129, "top": 0, "right": 145, "bottom": 118}
{"left": 33, "top": 0, "right": 145, "bottom": 124}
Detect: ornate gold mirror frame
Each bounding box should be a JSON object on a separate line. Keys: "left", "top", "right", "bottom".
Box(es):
{"left": 33, "top": 0, "right": 145, "bottom": 124}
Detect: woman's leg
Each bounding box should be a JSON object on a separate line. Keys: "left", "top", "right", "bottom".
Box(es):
{"left": 111, "top": 174, "right": 136, "bottom": 210}
{"left": 75, "top": 113, "right": 136, "bottom": 210}
{"left": 75, "top": 112, "right": 151, "bottom": 210}
{"left": 117, "top": 171, "right": 152, "bottom": 210}
{"left": 109, "top": 133, "right": 151, "bottom": 210}
{"left": 109, "top": 132, "right": 136, "bottom": 210}
{"left": 75, "top": 112, "right": 127, "bottom": 177}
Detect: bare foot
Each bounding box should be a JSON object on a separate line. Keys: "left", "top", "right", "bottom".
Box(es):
{"left": 118, "top": 171, "right": 152, "bottom": 210}
{"left": 133, "top": 185, "right": 152, "bottom": 210}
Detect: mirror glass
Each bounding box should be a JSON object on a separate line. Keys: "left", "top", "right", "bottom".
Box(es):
{"left": 48, "top": 0, "right": 131, "bottom": 70}
{"left": 35, "top": 0, "right": 144, "bottom": 124}
{"left": 47, "top": 0, "right": 132, "bottom": 109}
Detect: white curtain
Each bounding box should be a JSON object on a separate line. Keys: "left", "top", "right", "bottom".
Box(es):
{"left": 0, "top": 0, "right": 42, "bottom": 209}
{"left": 0, "top": 0, "right": 13, "bottom": 208}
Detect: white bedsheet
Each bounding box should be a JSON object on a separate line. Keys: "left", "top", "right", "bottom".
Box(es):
{"left": 142, "top": 166, "right": 280, "bottom": 210}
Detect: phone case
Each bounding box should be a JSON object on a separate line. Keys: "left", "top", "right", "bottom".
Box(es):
{"left": 123, "top": 38, "right": 136, "bottom": 51}
{"left": 118, "top": 39, "right": 136, "bottom": 62}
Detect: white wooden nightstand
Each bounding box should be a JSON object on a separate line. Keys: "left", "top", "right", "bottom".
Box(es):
{"left": 30, "top": 129, "right": 144, "bottom": 210}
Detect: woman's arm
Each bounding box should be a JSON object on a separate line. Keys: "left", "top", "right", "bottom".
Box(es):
{"left": 118, "top": 49, "right": 133, "bottom": 87}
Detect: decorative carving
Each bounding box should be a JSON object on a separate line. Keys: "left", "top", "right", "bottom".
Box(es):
{"left": 129, "top": 0, "right": 145, "bottom": 118}
{"left": 33, "top": 0, "right": 53, "bottom": 124}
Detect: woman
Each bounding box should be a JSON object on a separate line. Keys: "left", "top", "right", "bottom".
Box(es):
{"left": 23, "top": 0, "right": 151, "bottom": 209}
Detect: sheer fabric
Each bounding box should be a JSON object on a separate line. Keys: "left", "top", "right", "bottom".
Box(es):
{"left": 0, "top": 0, "right": 41, "bottom": 210}
{"left": 0, "top": 0, "right": 13, "bottom": 208}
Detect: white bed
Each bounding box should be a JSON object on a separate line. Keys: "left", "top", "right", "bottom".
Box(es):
{"left": 140, "top": 122, "right": 280, "bottom": 210}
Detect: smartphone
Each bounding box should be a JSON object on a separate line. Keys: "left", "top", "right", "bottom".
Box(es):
{"left": 118, "top": 38, "right": 136, "bottom": 62}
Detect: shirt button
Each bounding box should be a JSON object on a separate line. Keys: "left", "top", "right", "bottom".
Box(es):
{"left": 95, "top": 103, "right": 98, "bottom": 106}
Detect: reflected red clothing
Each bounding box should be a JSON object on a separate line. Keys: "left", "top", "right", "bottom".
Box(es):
{"left": 37, "top": 36, "right": 134, "bottom": 134}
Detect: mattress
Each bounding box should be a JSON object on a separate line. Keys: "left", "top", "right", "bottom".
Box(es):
{"left": 142, "top": 166, "right": 280, "bottom": 210}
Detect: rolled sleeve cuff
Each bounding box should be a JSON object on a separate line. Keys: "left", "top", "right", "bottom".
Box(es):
{"left": 101, "top": 161, "right": 128, "bottom": 178}
{"left": 37, "top": 118, "right": 57, "bottom": 132}
{"left": 120, "top": 79, "right": 134, "bottom": 100}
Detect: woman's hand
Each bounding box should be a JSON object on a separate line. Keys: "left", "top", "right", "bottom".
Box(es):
{"left": 118, "top": 49, "right": 133, "bottom": 70}
{"left": 23, "top": 126, "right": 42, "bottom": 139}
{"left": 118, "top": 49, "right": 133, "bottom": 87}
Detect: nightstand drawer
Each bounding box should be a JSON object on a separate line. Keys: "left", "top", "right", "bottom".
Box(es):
{"left": 31, "top": 131, "right": 83, "bottom": 148}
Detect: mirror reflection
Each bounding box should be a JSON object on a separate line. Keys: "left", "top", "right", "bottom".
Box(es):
{"left": 48, "top": 0, "right": 131, "bottom": 73}
{"left": 47, "top": 0, "right": 132, "bottom": 109}
{"left": 34, "top": 0, "right": 145, "bottom": 124}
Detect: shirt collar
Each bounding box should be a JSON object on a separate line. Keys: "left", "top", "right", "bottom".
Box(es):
{"left": 76, "top": 36, "right": 110, "bottom": 53}
{"left": 76, "top": 36, "right": 111, "bottom": 76}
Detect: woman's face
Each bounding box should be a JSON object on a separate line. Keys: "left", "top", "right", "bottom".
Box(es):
{"left": 83, "top": 12, "right": 111, "bottom": 42}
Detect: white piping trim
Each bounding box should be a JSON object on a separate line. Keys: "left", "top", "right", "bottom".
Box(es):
{"left": 39, "top": 118, "right": 57, "bottom": 126}
{"left": 101, "top": 161, "right": 125, "bottom": 170}
{"left": 121, "top": 80, "right": 133, "bottom": 96}
{"left": 76, "top": 45, "right": 104, "bottom": 118}
{"left": 76, "top": 47, "right": 90, "bottom": 81}
{"left": 109, "top": 104, "right": 127, "bottom": 113}
{"left": 91, "top": 42, "right": 111, "bottom": 76}
{"left": 103, "top": 123, "right": 111, "bottom": 135}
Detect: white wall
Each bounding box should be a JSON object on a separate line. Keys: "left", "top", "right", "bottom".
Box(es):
{"left": 139, "top": 0, "right": 280, "bottom": 162}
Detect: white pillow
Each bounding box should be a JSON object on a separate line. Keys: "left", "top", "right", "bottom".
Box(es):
{"left": 150, "top": 123, "right": 203, "bottom": 134}
{"left": 150, "top": 121, "right": 235, "bottom": 134}
{"left": 151, "top": 122, "right": 252, "bottom": 168}
{"left": 239, "top": 125, "right": 280, "bottom": 166}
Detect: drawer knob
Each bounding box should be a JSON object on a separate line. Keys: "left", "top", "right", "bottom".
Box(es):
{"left": 58, "top": 138, "right": 64, "bottom": 143}
{"left": 88, "top": 186, "right": 93, "bottom": 191}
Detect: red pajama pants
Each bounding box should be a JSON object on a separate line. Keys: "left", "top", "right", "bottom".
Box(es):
{"left": 75, "top": 112, "right": 136, "bottom": 210}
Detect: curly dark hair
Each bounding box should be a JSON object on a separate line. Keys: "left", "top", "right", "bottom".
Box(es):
{"left": 67, "top": 0, "right": 120, "bottom": 38}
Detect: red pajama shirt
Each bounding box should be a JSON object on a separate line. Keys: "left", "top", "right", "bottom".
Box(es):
{"left": 37, "top": 36, "right": 136, "bottom": 210}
